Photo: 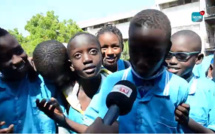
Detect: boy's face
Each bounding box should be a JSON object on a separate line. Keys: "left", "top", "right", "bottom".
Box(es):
{"left": 129, "top": 25, "right": 169, "bottom": 78}
{"left": 98, "top": 32, "right": 122, "bottom": 70}
{"left": 69, "top": 35, "right": 102, "bottom": 79}
{"left": 0, "top": 34, "right": 29, "bottom": 80}
{"left": 166, "top": 36, "right": 201, "bottom": 78}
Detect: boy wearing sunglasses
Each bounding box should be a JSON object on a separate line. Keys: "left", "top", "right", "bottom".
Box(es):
{"left": 166, "top": 30, "right": 215, "bottom": 133}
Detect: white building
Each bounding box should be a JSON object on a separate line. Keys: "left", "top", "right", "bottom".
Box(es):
{"left": 77, "top": 10, "right": 139, "bottom": 40}
{"left": 77, "top": 0, "right": 215, "bottom": 54}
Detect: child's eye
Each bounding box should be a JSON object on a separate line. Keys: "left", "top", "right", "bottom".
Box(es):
{"left": 14, "top": 47, "right": 24, "bottom": 55}
{"left": 74, "top": 53, "right": 81, "bottom": 59}
{"left": 114, "top": 47, "right": 119, "bottom": 50}
{"left": 89, "top": 49, "right": 98, "bottom": 55}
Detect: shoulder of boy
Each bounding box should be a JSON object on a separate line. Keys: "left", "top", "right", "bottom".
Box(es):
{"left": 169, "top": 72, "right": 189, "bottom": 102}
{"left": 123, "top": 60, "right": 130, "bottom": 69}
{"left": 100, "top": 67, "right": 112, "bottom": 77}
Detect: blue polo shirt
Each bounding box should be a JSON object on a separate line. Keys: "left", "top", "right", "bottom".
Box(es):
{"left": 117, "top": 59, "right": 130, "bottom": 71}
{"left": 0, "top": 75, "right": 57, "bottom": 133}
{"left": 184, "top": 76, "right": 215, "bottom": 132}
{"left": 83, "top": 67, "right": 189, "bottom": 133}
{"left": 65, "top": 73, "right": 109, "bottom": 133}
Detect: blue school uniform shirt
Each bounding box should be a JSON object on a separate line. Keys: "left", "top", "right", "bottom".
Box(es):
{"left": 117, "top": 59, "right": 130, "bottom": 71}
{"left": 0, "top": 75, "right": 57, "bottom": 133}
{"left": 193, "top": 55, "right": 214, "bottom": 78}
{"left": 83, "top": 67, "right": 189, "bottom": 133}
{"left": 184, "top": 75, "right": 215, "bottom": 132}
{"left": 65, "top": 72, "right": 110, "bottom": 133}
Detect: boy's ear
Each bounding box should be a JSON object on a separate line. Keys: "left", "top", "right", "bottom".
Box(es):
{"left": 28, "top": 57, "right": 37, "bottom": 71}
{"left": 70, "top": 64, "right": 75, "bottom": 72}
{"left": 195, "top": 53, "right": 204, "bottom": 65}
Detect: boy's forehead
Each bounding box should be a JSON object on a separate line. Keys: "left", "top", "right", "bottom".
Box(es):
{"left": 70, "top": 35, "right": 99, "bottom": 49}
{"left": 0, "top": 34, "right": 19, "bottom": 50}
{"left": 129, "top": 25, "right": 167, "bottom": 41}
{"left": 171, "top": 35, "right": 200, "bottom": 52}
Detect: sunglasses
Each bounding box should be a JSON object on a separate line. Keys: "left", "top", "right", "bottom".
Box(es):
{"left": 166, "top": 51, "right": 200, "bottom": 62}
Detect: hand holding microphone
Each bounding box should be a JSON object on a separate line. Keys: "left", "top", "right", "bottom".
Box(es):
{"left": 85, "top": 80, "right": 137, "bottom": 133}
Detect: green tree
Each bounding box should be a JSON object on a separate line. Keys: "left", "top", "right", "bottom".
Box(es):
{"left": 8, "top": 28, "right": 26, "bottom": 43}
{"left": 9, "top": 11, "right": 83, "bottom": 56}
{"left": 121, "top": 41, "right": 130, "bottom": 61}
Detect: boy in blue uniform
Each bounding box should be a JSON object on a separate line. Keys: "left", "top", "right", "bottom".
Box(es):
{"left": 166, "top": 30, "right": 215, "bottom": 133}
{"left": 36, "top": 33, "right": 112, "bottom": 133}
{"left": 0, "top": 28, "right": 57, "bottom": 133}
{"left": 97, "top": 24, "right": 130, "bottom": 72}
{"left": 33, "top": 40, "right": 76, "bottom": 133}
{"left": 83, "top": 9, "right": 189, "bottom": 133}
{"left": 192, "top": 54, "right": 214, "bottom": 78}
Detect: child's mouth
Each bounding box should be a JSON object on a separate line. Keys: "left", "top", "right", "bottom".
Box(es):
{"left": 83, "top": 66, "right": 96, "bottom": 74}
{"left": 168, "top": 67, "right": 180, "bottom": 73}
{"left": 17, "top": 63, "right": 27, "bottom": 72}
{"left": 105, "top": 58, "right": 116, "bottom": 63}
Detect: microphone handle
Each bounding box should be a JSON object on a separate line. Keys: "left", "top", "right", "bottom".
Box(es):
{"left": 103, "top": 104, "right": 120, "bottom": 125}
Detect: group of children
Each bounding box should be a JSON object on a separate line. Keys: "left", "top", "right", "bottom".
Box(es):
{"left": 0, "top": 9, "right": 215, "bottom": 133}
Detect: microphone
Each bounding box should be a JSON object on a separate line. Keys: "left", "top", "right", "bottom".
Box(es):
{"left": 103, "top": 80, "right": 137, "bottom": 125}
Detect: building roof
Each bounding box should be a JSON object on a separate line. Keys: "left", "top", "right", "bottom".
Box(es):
{"left": 77, "top": 8, "right": 155, "bottom": 28}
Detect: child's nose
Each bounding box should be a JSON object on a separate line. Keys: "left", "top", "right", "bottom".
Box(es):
{"left": 169, "top": 56, "right": 178, "bottom": 64}
{"left": 12, "top": 55, "right": 23, "bottom": 64}
{"left": 106, "top": 48, "right": 114, "bottom": 55}
{"left": 83, "top": 54, "right": 92, "bottom": 64}
{"left": 11, "top": 55, "right": 25, "bottom": 69}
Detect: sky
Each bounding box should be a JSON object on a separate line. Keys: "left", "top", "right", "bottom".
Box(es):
{"left": 0, "top": 0, "right": 155, "bottom": 36}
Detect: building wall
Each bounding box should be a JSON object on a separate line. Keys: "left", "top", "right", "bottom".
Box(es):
{"left": 79, "top": 1, "right": 211, "bottom": 51}
{"left": 161, "top": 2, "right": 200, "bottom": 28}
{"left": 83, "top": 21, "right": 130, "bottom": 40}
{"left": 160, "top": 1, "right": 209, "bottom": 51}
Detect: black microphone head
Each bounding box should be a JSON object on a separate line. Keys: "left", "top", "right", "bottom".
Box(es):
{"left": 106, "top": 80, "right": 137, "bottom": 115}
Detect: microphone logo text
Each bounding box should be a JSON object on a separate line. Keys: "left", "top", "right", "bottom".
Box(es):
{"left": 119, "top": 87, "right": 130, "bottom": 95}
{"left": 112, "top": 85, "right": 133, "bottom": 98}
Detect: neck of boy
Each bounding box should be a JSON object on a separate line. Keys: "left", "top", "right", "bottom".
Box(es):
{"left": 78, "top": 74, "right": 102, "bottom": 98}
{"left": 105, "top": 64, "right": 117, "bottom": 72}
{"left": 183, "top": 71, "right": 194, "bottom": 83}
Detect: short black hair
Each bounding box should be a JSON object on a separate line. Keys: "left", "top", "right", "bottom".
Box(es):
{"left": 172, "top": 30, "right": 202, "bottom": 51}
{"left": 130, "top": 9, "right": 171, "bottom": 41}
{"left": 97, "top": 24, "right": 124, "bottom": 50}
{"left": 0, "top": 27, "right": 9, "bottom": 38}
{"left": 67, "top": 32, "right": 100, "bottom": 57}
{"left": 33, "top": 40, "right": 69, "bottom": 80}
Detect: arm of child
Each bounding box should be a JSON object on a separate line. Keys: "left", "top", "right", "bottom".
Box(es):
{"left": 36, "top": 98, "right": 88, "bottom": 133}
{"left": 0, "top": 121, "right": 14, "bottom": 133}
{"left": 84, "top": 117, "right": 118, "bottom": 133}
{"left": 175, "top": 103, "right": 214, "bottom": 133}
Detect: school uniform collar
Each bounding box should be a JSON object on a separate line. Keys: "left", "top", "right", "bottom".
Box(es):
{"left": 128, "top": 66, "right": 170, "bottom": 102}
{"left": 63, "top": 73, "right": 105, "bottom": 114}
{"left": 188, "top": 75, "right": 199, "bottom": 95}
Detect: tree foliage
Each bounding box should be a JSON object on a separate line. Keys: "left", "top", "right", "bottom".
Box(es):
{"left": 9, "top": 11, "right": 83, "bottom": 56}
{"left": 121, "top": 41, "right": 130, "bottom": 61}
